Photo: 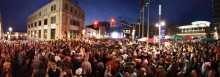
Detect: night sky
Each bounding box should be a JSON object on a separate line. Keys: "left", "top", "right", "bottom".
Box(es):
{"left": 0, "top": 0, "right": 212, "bottom": 32}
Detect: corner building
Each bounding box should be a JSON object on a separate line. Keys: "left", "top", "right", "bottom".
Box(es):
{"left": 27, "top": 0, "right": 85, "bottom": 40}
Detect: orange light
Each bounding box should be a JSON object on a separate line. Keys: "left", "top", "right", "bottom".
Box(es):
{"left": 94, "top": 22, "right": 98, "bottom": 28}
{"left": 111, "top": 19, "right": 114, "bottom": 26}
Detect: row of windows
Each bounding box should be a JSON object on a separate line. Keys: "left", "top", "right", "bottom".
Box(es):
{"left": 28, "top": 17, "right": 56, "bottom": 28}
{"left": 28, "top": 4, "right": 57, "bottom": 22}
{"left": 70, "top": 20, "right": 80, "bottom": 26}
{"left": 28, "top": 29, "right": 56, "bottom": 39}
{"left": 213, "top": 0, "right": 219, "bottom": 3}
{"left": 65, "top": 3, "right": 84, "bottom": 18}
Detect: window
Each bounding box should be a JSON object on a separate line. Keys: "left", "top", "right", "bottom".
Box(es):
{"left": 213, "top": 19, "right": 218, "bottom": 22}
{"left": 70, "top": 20, "right": 77, "bottom": 25}
{"left": 31, "top": 23, "right": 33, "bottom": 27}
{"left": 34, "top": 14, "right": 37, "bottom": 19}
{"left": 51, "top": 16, "right": 56, "bottom": 24}
{"left": 31, "top": 16, "right": 33, "bottom": 21}
{"left": 38, "top": 11, "right": 41, "bottom": 16}
{"left": 213, "top": 10, "right": 218, "bottom": 13}
{"left": 38, "top": 30, "right": 41, "bottom": 38}
{"left": 34, "top": 22, "right": 37, "bottom": 27}
{"left": 79, "top": 12, "right": 81, "bottom": 16}
{"left": 44, "top": 29, "right": 47, "bottom": 39}
{"left": 77, "top": 21, "right": 79, "bottom": 26}
{"left": 214, "top": 24, "right": 218, "bottom": 27}
{"left": 71, "top": 6, "right": 73, "bottom": 12}
{"left": 51, "top": 4, "right": 56, "bottom": 11}
{"left": 214, "top": 0, "right": 219, "bottom": 3}
{"left": 51, "top": 29, "right": 55, "bottom": 39}
{"left": 214, "top": 5, "right": 218, "bottom": 8}
{"left": 44, "top": 8, "right": 47, "bottom": 15}
{"left": 39, "top": 21, "right": 41, "bottom": 26}
{"left": 65, "top": 3, "right": 68, "bottom": 10}
{"left": 70, "top": 30, "right": 77, "bottom": 38}
{"left": 82, "top": 13, "right": 84, "bottom": 18}
{"left": 44, "top": 19, "right": 48, "bottom": 25}
{"left": 75, "top": 9, "right": 77, "bottom": 14}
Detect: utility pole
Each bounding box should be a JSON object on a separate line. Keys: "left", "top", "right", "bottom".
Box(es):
{"left": 146, "top": 0, "right": 150, "bottom": 46}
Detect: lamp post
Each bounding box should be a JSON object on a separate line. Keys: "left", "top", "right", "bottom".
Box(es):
{"left": 156, "top": 21, "right": 165, "bottom": 50}
{"left": 9, "top": 27, "right": 12, "bottom": 41}
{"left": 7, "top": 32, "right": 9, "bottom": 41}
{"left": 146, "top": 1, "right": 150, "bottom": 47}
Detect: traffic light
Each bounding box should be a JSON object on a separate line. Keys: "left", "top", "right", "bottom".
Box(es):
{"left": 111, "top": 19, "right": 114, "bottom": 26}
{"left": 94, "top": 22, "right": 98, "bottom": 28}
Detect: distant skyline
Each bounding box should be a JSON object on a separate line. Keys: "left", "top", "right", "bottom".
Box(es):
{"left": 0, "top": 0, "right": 212, "bottom": 31}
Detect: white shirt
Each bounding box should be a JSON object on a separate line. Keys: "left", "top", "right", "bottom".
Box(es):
{"left": 201, "top": 63, "right": 206, "bottom": 74}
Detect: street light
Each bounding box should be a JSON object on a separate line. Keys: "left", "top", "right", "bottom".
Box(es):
{"left": 156, "top": 21, "right": 165, "bottom": 50}
{"left": 9, "top": 27, "right": 12, "bottom": 41}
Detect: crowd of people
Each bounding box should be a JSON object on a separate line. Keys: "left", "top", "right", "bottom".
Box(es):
{"left": 0, "top": 39, "right": 219, "bottom": 77}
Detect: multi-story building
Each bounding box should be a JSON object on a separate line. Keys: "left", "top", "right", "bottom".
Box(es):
{"left": 176, "top": 21, "right": 210, "bottom": 37}
{"left": 98, "top": 22, "right": 110, "bottom": 37}
{"left": 213, "top": 0, "right": 220, "bottom": 28}
{"left": 85, "top": 22, "right": 110, "bottom": 38}
{"left": 0, "top": 12, "right": 2, "bottom": 39}
{"left": 27, "top": 0, "right": 85, "bottom": 40}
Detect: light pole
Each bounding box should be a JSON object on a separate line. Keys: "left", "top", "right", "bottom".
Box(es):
{"left": 9, "top": 27, "right": 12, "bottom": 41}
{"left": 7, "top": 32, "right": 9, "bottom": 41}
{"left": 146, "top": 1, "right": 150, "bottom": 46}
{"left": 156, "top": 21, "right": 165, "bottom": 50}
{"left": 156, "top": 5, "right": 165, "bottom": 50}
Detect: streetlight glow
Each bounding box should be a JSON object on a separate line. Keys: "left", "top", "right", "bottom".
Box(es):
{"left": 156, "top": 24, "right": 159, "bottom": 27}
{"left": 161, "top": 21, "right": 165, "bottom": 26}
{"left": 9, "top": 27, "right": 12, "bottom": 31}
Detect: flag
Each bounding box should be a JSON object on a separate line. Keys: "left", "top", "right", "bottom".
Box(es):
{"left": 140, "top": 0, "right": 144, "bottom": 9}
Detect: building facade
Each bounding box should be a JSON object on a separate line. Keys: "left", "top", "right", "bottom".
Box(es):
{"left": 213, "top": 0, "right": 220, "bottom": 28}
{"left": 27, "top": 0, "right": 85, "bottom": 40}
{"left": 176, "top": 21, "right": 210, "bottom": 37}
{"left": 98, "top": 22, "right": 110, "bottom": 38}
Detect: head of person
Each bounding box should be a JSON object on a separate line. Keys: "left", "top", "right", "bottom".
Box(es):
{"left": 157, "top": 66, "right": 166, "bottom": 76}
{"left": 106, "top": 64, "right": 111, "bottom": 71}
{"left": 147, "top": 66, "right": 153, "bottom": 74}
{"left": 208, "top": 70, "right": 215, "bottom": 77}
{"left": 38, "top": 61, "right": 45, "bottom": 70}
{"left": 191, "top": 70, "right": 198, "bottom": 77}
{"left": 51, "top": 62, "right": 57, "bottom": 70}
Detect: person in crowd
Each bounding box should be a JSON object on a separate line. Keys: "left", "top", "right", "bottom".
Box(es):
{"left": 80, "top": 55, "right": 92, "bottom": 77}
{"left": 157, "top": 65, "right": 166, "bottom": 77}
{"left": 167, "top": 62, "right": 178, "bottom": 77}
{"left": 32, "top": 61, "right": 46, "bottom": 77}
{"left": 105, "top": 64, "right": 112, "bottom": 77}
{"left": 47, "top": 62, "right": 60, "bottom": 77}
{"left": 208, "top": 70, "right": 216, "bottom": 77}
{"left": 191, "top": 70, "right": 200, "bottom": 77}
{"left": 147, "top": 66, "right": 156, "bottom": 77}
